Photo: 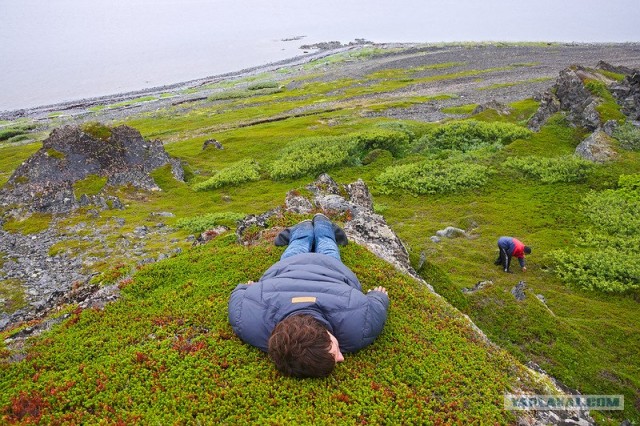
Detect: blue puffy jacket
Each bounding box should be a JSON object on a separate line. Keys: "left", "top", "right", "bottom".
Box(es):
{"left": 228, "top": 253, "right": 390, "bottom": 353}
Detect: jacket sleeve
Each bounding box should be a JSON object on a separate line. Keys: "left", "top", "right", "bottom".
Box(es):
{"left": 362, "top": 291, "right": 390, "bottom": 343}
{"left": 228, "top": 284, "right": 249, "bottom": 335}
{"left": 518, "top": 257, "right": 526, "bottom": 268}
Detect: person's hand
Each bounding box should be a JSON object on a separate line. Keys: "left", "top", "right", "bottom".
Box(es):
{"left": 368, "top": 286, "right": 388, "bottom": 295}
{"left": 522, "top": 267, "right": 527, "bottom": 273}
{"left": 247, "top": 280, "right": 256, "bottom": 285}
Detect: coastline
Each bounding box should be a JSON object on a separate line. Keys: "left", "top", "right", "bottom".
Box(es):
{"left": 2, "top": 41, "right": 640, "bottom": 124}
{"left": 0, "top": 45, "right": 357, "bottom": 121}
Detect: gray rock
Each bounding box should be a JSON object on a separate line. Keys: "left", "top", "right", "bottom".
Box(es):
{"left": 430, "top": 236, "right": 441, "bottom": 243}
{"left": 575, "top": 129, "right": 617, "bottom": 163}
{"left": 536, "top": 294, "right": 547, "bottom": 304}
{"left": 602, "top": 120, "right": 618, "bottom": 136}
{"left": 152, "top": 211, "right": 175, "bottom": 217}
{"left": 346, "top": 179, "right": 374, "bottom": 212}
{"left": 529, "top": 66, "right": 603, "bottom": 131}
{"left": 202, "top": 138, "right": 224, "bottom": 150}
{"left": 284, "top": 190, "right": 314, "bottom": 214}
{"left": 511, "top": 281, "right": 527, "bottom": 301}
{"left": 462, "top": 280, "right": 493, "bottom": 294}
{"left": 435, "top": 226, "right": 466, "bottom": 238}
{"left": 472, "top": 100, "right": 511, "bottom": 116}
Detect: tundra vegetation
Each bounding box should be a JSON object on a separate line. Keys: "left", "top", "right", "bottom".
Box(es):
{"left": 1, "top": 44, "right": 639, "bottom": 424}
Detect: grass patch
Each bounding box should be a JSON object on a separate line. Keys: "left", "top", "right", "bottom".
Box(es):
{"left": 2, "top": 213, "right": 52, "bottom": 234}
{"left": 442, "top": 104, "right": 479, "bottom": 114}
{"left": 0, "top": 279, "right": 26, "bottom": 315}
{"left": 73, "top": 175, "right": 108, "bottom": 198}
{"left": 584, "top": 80, "right": 626, "bottom": 123}
{"left": 477, "top": 77, "right": 552, "bottom": 91}
{"left": 81, "top": 122, "right": 112, "bottom": 141}
{"left": 176, "top": 212, "right": 246, "bottom": 233}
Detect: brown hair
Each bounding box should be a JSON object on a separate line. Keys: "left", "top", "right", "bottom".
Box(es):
{"left": 268, "top": 314, "right": 335, "bottom": 378}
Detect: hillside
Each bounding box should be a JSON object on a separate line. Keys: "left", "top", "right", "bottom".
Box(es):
{"left": 1, "top": 43, "right": 640, "bottom": 424}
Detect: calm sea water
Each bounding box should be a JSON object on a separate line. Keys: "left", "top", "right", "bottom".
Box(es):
{"left": 1, "top": 0, "right": 639, "bottom": 111}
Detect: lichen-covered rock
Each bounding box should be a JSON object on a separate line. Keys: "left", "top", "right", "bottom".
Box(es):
{"left": 529, "top": 66, "right": 607, "bottom": 131}
{"left": 435, "top": 226, "right": 466, "bottom": 238}
{"left": 0, "top": 125, "right": 184, "bottom": 213}
{"left": 284, "top": 190, "right": 314, "bottom": 214}
{"left": 575, "top": 129, "right": 617, "bottom": 163}
{"left": 472, "top": 100, "right": 511, "bottom": 116}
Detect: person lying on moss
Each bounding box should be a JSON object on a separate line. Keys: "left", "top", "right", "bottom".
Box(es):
{"left": 228, "top": 213, "right": 390, "bottom": 378}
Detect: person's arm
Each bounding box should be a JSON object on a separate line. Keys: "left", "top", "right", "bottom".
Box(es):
{"left": 363, "top": 287, "right": 390, "bottom": 342}
{"left": 227, "top": 283, "right": 250, "bottom": 332}
{"left": 518, "top": 257, "right": 526, "bottom": 271}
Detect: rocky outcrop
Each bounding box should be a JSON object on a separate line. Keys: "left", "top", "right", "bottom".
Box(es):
{"left": 472, "top": 100, "right": 512, "bottom": 116}
{"left": 528, "top": 66, "right": 607, "bottom": 131}
{"left": 236, "top": 173, "right": 425, "bottom": 287}
{"left": 0, "top": 125, "right": 184, "bottom": 213}
{"left": 575, "top": 129, "right": 617, "bottom": 163}
{"left": 605, "top": 62, "right": 640, "bottom": 121}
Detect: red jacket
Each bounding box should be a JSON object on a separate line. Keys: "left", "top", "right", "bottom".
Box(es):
{"left": 512, "top": 238, "right": 525, "bottom": 258}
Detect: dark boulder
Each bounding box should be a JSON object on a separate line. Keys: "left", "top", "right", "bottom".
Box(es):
{"left": 0, "top": 125, "right": 184, "bottom": 213}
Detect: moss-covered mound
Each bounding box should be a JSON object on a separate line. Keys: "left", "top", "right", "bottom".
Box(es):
{"left": 0, "top": 235, "right": 539, "bottom": 424}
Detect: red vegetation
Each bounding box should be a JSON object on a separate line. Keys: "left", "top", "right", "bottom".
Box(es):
{"left": 4, "top": 391, "right": 48, "bottom": 423}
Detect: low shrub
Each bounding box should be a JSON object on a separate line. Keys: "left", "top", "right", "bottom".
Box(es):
{"left": 176, "top": 212, "right": 246, "bottom": 233}
{"left": 502, "top": 155, "right": 593, "bottom": 183}
{"left": 612, "top": 122, "right": 640, "bottom": 151}
{"left": 374, "top": 121, "right": 418, "bottom": 141}
{"left": 581, "top": 181, "right": 640, "bottom": 236}
{"left": 552, "top": 177, "right": 640, "bottom": 293}
{"left": 376, "top": 159, "right": 490, "bottom": 195}
{"left": 247, "top": 81, "right": 280, "bottom": 90}
{"left": 352, "top": 129, "right": 411, "bottom": 157}
{"left": 0, "top": 124, "right": 36, "bottom": 142}
{"left": 268, "top": 136, "right": 357, "bottom": 180}
{"left": 415, "top": 120, "right": 530, "bottom": 153}
{"left": 194, "top": 159, "right": 261, "bottom": 191}
{"left": 552, "top": 248, "right": 640, "bottom": 293}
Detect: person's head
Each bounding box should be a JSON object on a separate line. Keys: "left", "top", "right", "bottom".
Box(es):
{"left": 524, "top": 246, "right": 532, "bottom": 255}
{"left": 268, "top": 314, "right": 343, "bottom": 378}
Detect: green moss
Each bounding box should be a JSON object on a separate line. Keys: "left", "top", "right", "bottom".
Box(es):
{"left": 2, "top": 213, "right": 52, "bottom": 234}
{"left": 45, "top": 148, "right": 65, "bottom": 160}
{"left": 584, "top": 80, "right": 626, "bottom": 123}
{"left": 73, "top": 174, "right": 108, "bottom": 198}
{"left": 442, "top": 104, "right": 479, "bottom": 114}
{"left": 0, "top": 237, "right": 541, "bottom": 424}
{"left": 477, "top": 77, "right": 552, "bottom": 91}
{"left": 81, "top": 122, "right": 112, "bottom": 141}
{"left": 0, "top": 278, "right": 26, "bottom": 315}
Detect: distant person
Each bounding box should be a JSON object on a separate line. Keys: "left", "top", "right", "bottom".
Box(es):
{"left": 495, "top": 236, "right": 531, "bottom": 273}
{"left": 228, "top": 213, "right": 390, "bottom": 378}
